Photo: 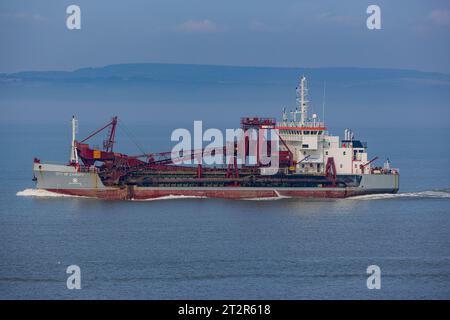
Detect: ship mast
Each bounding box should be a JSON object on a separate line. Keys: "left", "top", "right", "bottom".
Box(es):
{"left": 70, "top": 115, "right": 79, "bottom": 164}
{"left": 296, "top": 76, "right": 309, "bottom": 126}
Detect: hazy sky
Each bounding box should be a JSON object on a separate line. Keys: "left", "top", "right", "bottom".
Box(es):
{"left": 1, "top": 0, "right": 450, "bottom": 73}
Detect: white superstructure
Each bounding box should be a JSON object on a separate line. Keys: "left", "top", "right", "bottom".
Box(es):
{"left": 278, "top": 76, "right": 371, "bottom": 175}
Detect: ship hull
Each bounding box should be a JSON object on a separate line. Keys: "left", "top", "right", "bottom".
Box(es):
{"left": 33, "top": 163, "right": 399, "bottom": 200}
{"left": 43, "top": 186, "right": 396, "bottom": 200}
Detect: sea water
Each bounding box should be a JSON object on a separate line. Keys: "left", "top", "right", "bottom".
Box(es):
{"left": 0, "top": 124, "right": 449, "bottom": 299}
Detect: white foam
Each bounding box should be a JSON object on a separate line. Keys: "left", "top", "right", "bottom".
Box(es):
{"left": 242, "top": 196, "right": 292, "bottom": 201}
{"left": 132, "top": 195, "right": 208, "bottom": 201}
{"left": 17, "top": 188, "right": 450, "bottom": 201}
{"left": 16, "top": 188, "right": 87, "bottom": 198}
{"left": 347, "top": 190, "right": 450, "bottom": 201}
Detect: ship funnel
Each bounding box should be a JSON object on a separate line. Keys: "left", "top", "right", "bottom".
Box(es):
{"left": 384, "top": 158, "right": 391, "bottom": 170}
{"left": 344, "top": 128, "right": 354, "bottom": 141}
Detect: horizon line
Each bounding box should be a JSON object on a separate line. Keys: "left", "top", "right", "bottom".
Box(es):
{"left": 2, "top": 61, "right": 449, "bottom": 77}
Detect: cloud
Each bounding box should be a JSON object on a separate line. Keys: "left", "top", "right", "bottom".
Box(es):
{"left": 0, "top": 12, "right": 48, "bottom": 23}
{"left": 315, "top": 12, "right": 360, "bottom": 27}
{"left": 176, "top": 19, "right": 221, "bottom": 33}
{"left": 249, "top": 20, "right": 269, "bottom": 32}
{"left": 415, "top": 9, "right": 450, "bottom": 35}
{"left": 429, "top": 10, "right": 450, "bottom": 27}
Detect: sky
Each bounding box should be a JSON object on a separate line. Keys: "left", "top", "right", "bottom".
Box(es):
{"left": 0, "top": 0, "right": 450, "bottom": 73}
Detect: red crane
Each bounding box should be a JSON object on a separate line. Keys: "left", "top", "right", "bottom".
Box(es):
{"left": 360, "top": 156, "right": 379, "bottom": 174}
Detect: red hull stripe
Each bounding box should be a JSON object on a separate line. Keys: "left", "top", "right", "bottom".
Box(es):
{"left": 44, "top": 188, "right": 358, "bottom": 200}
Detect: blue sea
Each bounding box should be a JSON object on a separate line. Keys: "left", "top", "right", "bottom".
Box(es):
{"left": 0, "top": 123, "right": 449, "bottom": 299}
{"left": 0, "top": 65, "right": 449, "bottom": 299}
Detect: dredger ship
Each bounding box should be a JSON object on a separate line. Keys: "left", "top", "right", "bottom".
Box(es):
{"left": 32, "top": 76, "right": 399, "bottom": 200}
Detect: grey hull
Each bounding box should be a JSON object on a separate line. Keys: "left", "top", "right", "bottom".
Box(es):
{"left": 33, "top": 163, "right": 399, "bottom": 199}
{"left": 33, "top": 163, "right": 109, "bottom": 190}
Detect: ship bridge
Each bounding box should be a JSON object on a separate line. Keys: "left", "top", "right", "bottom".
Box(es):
{"left": 275, "top": 76, "right": 374, "bottom": 176}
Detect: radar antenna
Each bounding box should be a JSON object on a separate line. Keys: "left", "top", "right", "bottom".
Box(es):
{"left": 296, "top": 76, "right": 309, "bottom": 125}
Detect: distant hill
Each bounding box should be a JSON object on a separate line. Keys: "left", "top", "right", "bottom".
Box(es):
{"left": 1, "top": 63, "right": 449, "bottom": 85}
{"left": 0, "top": 63, "right": 449, "bottom": 128}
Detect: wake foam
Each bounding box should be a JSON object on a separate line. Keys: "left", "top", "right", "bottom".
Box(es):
{"left": 16, "top": 189, "right": 450, "bottom": 201}
{"left": 242, "top": 196, "right": 292, "bottom": 201}
{"left": 16, "top": 189, "right": 86, "bottom": 198}
{"left": 348, "top": 190, "right": 450, "bottom": 200}
{"left": 133, "top": 195, "right": 208, "bottom": 201}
